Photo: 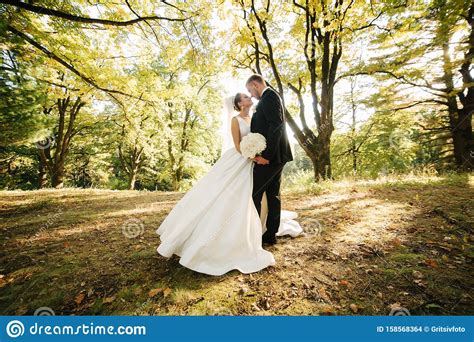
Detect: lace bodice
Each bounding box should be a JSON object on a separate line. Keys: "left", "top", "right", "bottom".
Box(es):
{"left": 235, "top": 115, "right": 251, "bottom": 140}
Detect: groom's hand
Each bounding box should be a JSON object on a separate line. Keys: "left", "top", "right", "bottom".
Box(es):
{"left": 254, "top": 156, "right": 270, "bottom": 165}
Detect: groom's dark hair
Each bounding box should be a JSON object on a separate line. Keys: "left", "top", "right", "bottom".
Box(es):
{"left": 246, "top": 74, "right": 266, "bottom": 85}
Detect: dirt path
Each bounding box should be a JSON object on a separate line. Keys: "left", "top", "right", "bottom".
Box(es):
{"left": 0, "top": 174, "right": 472, "bottom": 315}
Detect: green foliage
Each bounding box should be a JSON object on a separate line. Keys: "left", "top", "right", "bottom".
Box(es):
{"left": 0, "top": 0, "right": 471, "bottom": 189}
{"left": 0, "top": 61, "right": 52, "bottom": 147}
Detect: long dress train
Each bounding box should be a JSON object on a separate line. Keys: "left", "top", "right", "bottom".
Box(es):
{"left": 156, "top": 115, "right": 302, "bottom": 276}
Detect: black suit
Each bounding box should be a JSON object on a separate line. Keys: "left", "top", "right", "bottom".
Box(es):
{"left": 251, "top": 88, "right": 293, "bottom": 164}
{"left": 250, "top": 88, "right": 293, "bottom": 241}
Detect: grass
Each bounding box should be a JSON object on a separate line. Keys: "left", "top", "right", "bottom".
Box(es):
{"left": 0, "top": 173, "right": 473, "bottom": 315}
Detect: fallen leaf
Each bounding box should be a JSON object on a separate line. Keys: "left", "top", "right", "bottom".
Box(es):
{"left": 320, "top": 306, "right": 335, "bottom": 315}
{"left": 425, "top": 259, "right": 438, "bottom": 268}
{"left": 75, "top": 293, "right": 85, "bottom": 305}
{"left": 103, "top": 296, "right": 116, "bottom": 304}
{"left": 389, "top": 302, "right": 402, "bottom": 309}
{"left": 252, "top": 303, "right": 261, "bottom": 311}
{"left": 339, "top": 280, "right": 349, "bottom": 286}
{"left": 318, "top": 286, "right": 330, "bottom": 302}
{"left": 148, "top": 288, "right": 163, "bottom": 298}
{"left": 414, "top": 279, "right": 426, "bottom": 287}
{"left": 349, "top": 303, "right": 358, "bottom": 313}
{"left": 163, "top": 288, "right": 172, "bottom": 298}
{"left": 390, "top": 238, "right": 402, "bottom": 246}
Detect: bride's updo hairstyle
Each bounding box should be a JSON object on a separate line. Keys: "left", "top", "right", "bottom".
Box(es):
{"left": 233, "top": 93, "right": 243, "bottom": 111}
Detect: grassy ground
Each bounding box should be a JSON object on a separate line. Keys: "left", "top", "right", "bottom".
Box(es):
{"left": 0, "top": 173, "right": 473, "bottom": 315}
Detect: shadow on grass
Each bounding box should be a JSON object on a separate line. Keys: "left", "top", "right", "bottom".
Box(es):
{"left": 0, "top": 189, "right": 237, "bottom": 315}
{"left": 292, "top": 173, "right": 473, "bottom": 315}
{"left": 0, "top": 173, "right": 472, "bottom": 315}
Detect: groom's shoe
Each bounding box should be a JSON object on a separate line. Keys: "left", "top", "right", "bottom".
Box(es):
{"left": 262, "top": 234, "right": 277, "bottom": 245}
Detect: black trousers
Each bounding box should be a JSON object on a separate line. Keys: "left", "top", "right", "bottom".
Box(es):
{"left": 252, "top": 162, "right": 285, "bottom": 238}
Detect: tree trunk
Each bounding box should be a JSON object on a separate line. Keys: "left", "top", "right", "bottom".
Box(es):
{"left": 315, "top": 139, "right": 332, "bottom": 180}
{"left": 452, "top": 107, "right": 473, "bottom": 169}
{"left": 455, "top": 1, "right": 474, "bottom": 170}
{"left": 37, "top": 153, "right": 47, "bottom": 189}
{"left": 128, "top": 170, "right": 137, "bottom": 190}
{"left": 442, "top": 30, "right": 473, "bottom": 171}
{"left": 352, "top": 144, "right": 357, "bottom": 174}
{"left": 51, "top": 164, "right": 64, "bottom": 188}
{"left": 173, "top": 165, "right": 183, "bottom": 191}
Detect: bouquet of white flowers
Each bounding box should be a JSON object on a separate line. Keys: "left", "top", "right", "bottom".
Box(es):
{"left": 240, "top": 133, "right": 266, "bottom": 159}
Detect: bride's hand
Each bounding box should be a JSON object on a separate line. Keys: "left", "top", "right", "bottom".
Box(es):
{"left": 253, "top": 156, "right": 270, "bottom": 165}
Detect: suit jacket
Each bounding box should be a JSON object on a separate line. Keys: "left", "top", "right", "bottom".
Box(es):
{"left": 251, "top": 88, "right": 293, "bottom": 164}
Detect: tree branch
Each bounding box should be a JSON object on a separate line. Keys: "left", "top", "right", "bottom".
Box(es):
{"left": 0, "top": 0, "right": 189, "bottom": 25}
{"left": 6, "top": 24, "right": 155, "bottom": 105}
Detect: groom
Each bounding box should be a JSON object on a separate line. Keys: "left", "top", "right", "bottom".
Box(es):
{"left": 246, "top": 74, "right": 293, "bottom": 245}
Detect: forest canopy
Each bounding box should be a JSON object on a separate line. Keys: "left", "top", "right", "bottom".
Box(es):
{"left": 0, "top": 0, "right": 472, "bottom": 190}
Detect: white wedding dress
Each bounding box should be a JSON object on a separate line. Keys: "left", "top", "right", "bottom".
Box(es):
{"left": 156, "top": 115, "right": 303, "bottom": 276}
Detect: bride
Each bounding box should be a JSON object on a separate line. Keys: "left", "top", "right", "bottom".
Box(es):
{"left": 156, "top": 93, "right": 302, "bottom": 276}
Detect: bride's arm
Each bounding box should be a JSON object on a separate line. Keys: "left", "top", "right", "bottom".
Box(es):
{"left": 231, "top": 117, "right": 241, "bottom": 153}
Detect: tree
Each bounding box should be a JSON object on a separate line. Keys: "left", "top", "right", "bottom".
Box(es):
{"left": 1, "top": 0, "right": 192, "bottom": 104}
{"left": 347, "top": 0, "right": 473, "bottom": 170}
{"left": 0, "top": 47, "right": 51, "bottom": 147}
{"left": 1, "top": 0, "right": 222, "bottom": 191}
{"left": 38, "top": 95, "right": 86, "bottom": 188}
{"left": 230, "top": 0, "right": 390, "bottom": 180}
{"left": 117, "top": 109, "right": 161, "bottom": 190}
{"left": 332, "top": 75, "right": 374, "bottom": 175}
